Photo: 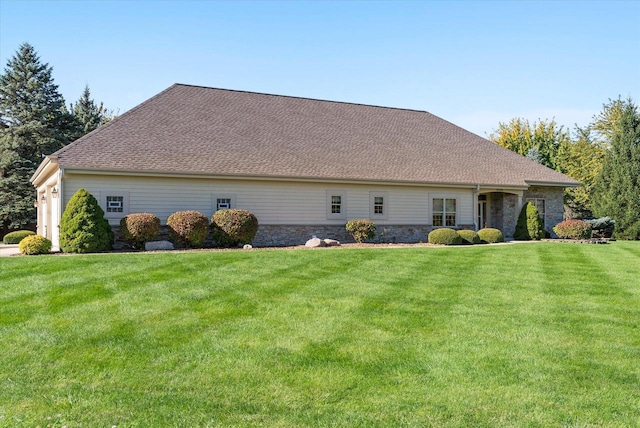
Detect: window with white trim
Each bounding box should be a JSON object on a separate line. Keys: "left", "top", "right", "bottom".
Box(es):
{"left": 326, "top": 191, "right": 346, "bottom": 219}
{"left": 213, "top": 194, "right": 236, "bottom": 211}
{"left": 370, "top": 191, "right": 388, "bottom": 219}
{"left": 433, "top": 197, "right": 457, "bottom": 227}
{"left": 103, "top": 191, "right": 130, "bottom": 219}
{"left": 527, "top": 198, "right": 546, "bottom": 224}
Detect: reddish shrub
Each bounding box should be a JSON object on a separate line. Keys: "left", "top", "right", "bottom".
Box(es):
{"left": 167, "top": 210, "right": 209, "bottom": 248}
{"left": 553, "top": 219, "right": 592, "bottom": 240}
{"left": 120, "top": 213, "right": 160, "bottom": 249}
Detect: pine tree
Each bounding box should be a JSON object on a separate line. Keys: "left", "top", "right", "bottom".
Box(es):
{"left": 69, "top": 84, "right": 112, "bottom": 140}
{"left": 59, "top": 188, "right": 113, "bottom": 253}
{"left": 591, "top": 98, "right": 640, "bottom": 239}
{"left": 0, "top": 43, "right": 73, "bottom": 229}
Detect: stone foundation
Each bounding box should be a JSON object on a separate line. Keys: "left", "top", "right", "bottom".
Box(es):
{"left": 112, "top": 224, "right": 473, "bottom": 248}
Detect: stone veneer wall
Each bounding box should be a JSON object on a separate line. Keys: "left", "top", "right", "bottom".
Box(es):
{"left": 112, "top": 224, "right": 474, "bottom": 248}
{"left": 490, "top": 193, "right": 518, "bottom": 240}
{"left": 523, "top": 186, "right": 564, "bottom": 237}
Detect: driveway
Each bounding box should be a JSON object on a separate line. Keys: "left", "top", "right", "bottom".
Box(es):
{"left": 0, "top": 245, "right": 20, "bottom": 257}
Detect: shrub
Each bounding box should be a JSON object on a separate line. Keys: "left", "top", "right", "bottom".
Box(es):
{"left": 457, "top": 229, "right": 480, "bottom": 245}
{"left": 478, "top": 228, "right": 504, "bottom": 243}
{"left": 553, "top": 219, "right": 592, "bottom": 240}
{"left": 428, "top": 228, "right": 462, "bottom": 245}
{"left": 167, "top": 210, "right": 209, "bottom": 248}
{"left": 514, "top": 202, "right": 545, "bottom": 241}
{"left": 211, "top": 209, "right": 259, "bottom": 247}
{"left": 19, "top": 235, "right": 52, "bottom": 255}
{"left": 3, "top": 230, "right": 35, "bottom": 244}
{"left": 120, "top": 213, "right": 161, "bottom": 249}
{"left": 584, "top": 217, "right": 615, "bottom": 239}
{"left": 345, "top": 219, "right": 376, "bottom": 243}
{"left": 59, "top": 189, "right": 113, "bottom": 253}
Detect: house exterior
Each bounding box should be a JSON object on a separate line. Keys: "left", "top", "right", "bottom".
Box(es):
{"left": 31, "top": 84, "right": 579, "bottom": 249}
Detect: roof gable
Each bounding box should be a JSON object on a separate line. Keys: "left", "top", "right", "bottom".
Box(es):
{"left": 51, "top": 84, "right": 579, "bottom": 188}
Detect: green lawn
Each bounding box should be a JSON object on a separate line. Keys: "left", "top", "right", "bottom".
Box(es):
{"left": 0, "top": 242, "right": 639, "bottom": 427}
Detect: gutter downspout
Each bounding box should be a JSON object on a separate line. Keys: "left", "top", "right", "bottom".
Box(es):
{"left": 473, "top": 184, "right": 480, "bottom": 231}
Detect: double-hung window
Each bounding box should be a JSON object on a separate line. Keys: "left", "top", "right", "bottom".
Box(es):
{"left": 369, "top": 191, "right": 388, "bottom": 219}
{"left": 327, "top": 191, "right": 346, "bottom": 219}
{"left": 433, "top": 197, "right": 457, "bottom": 227}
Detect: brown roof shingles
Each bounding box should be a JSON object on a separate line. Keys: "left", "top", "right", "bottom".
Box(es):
{"left": 52, "top": 84, "right": 579, "bottom": 188}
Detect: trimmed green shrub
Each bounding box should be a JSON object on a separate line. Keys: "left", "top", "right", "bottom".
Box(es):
{"left": 19, "top": 235, "right": 52, "bottom": 255}
{"left": 3, "top": 230, "right": 35, "bottom": 244}
{"left": 345, "top": 219, "right": 376, "bottom": 243}
{"left": 457, "top": 229, "right": 480, "bottom": 245}
{"left": 553, "top": 219, "right": 592, "bottom": 240}
{"left": 59, "top": 189, "right": 113, "bottom": 253}
{"left": 211, "top": 209, "right": 259, "bottom": 247}
{"left": 478, "top": 228, "right": 504, "bottom": 243}
{"left": 167, "top": 210, "right": 209, "bottom": 248}
{"left": 514, "top": 202, "right": 545, "bottom": 241}
{"left": 120, "top": 213, "right": 161, "bottom": 249}
{"left": 428, "top": 228, "right": 462, "bottom": 245}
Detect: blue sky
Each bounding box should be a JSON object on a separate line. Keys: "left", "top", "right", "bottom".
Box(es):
{"left": 1, "top": 0, "right": 638, "bottom": 137}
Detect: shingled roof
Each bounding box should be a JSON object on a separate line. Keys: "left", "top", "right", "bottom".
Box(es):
{"left": 50, "top": 84, "right": 579, "bottom": 188}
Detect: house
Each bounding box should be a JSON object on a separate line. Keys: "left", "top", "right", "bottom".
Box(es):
{"left": 31, "top": 84, "right": 579, "bottom": 249}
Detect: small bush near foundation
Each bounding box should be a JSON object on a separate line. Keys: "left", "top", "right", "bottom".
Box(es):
{"left": 211, "top": 209, "right": 259, "bottom": 247}
{"left": 167, "top": 210, "right": 209, "bottom": 248}
{"left": 514, "top": 202, "right": 545, "bottom": 241}
{"left": 345, "top": 219, "right": 376, "bottom": 243}
{"left": 60, "top": 189, "right": 113, "bottom": 253}
{"left": 457, "top": 229, "right": 480, "bottom": 245}
{"left": 19, "top": 235, "right": 52, "bottom": 255}
{"left": 553, "top": 219, "right": 592, "bottom": 240}
{"left": 120, "top": 213, "right": 161, "bottom": 249}
{"left": 478, "top": 228, "right": 504, "bottom": 243}
{"left": 3, "top": 230, "right": 35, "bottom": 244}
{"left": 428, "top": 228, "right": 462, "bottom": 245}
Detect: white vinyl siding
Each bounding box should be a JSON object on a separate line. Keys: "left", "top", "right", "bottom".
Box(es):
{"left": 62, "top": 173, "right": 476, "bottom": 226}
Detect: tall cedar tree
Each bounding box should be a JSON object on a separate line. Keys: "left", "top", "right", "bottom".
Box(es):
{"left": 0, "top": 43, "right": 74, "bottom": 228}
{"left": 591, "top": 99, "right": 640, "bottom": 239}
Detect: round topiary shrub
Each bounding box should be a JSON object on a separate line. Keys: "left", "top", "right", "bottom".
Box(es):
{"left": 478, "top": 228, "right": 504, "bottom": 243}
{"left": 428, "top": 228, "right": 462, "bottom": 245}
{"left": 3, "top": 230, "right": 35, "bottom": 244}
{"left": 120, "top": 213, "right": 161, "bottom": 249}
{"left": 457, "top": 229, "right": 480, "bottom": 245}
{"left": 167, "top": 210, "right": 209, "bottom": 248}
{"left": 19, "top": 235, "right": 52, "bottom": 255}
{"left": 345, "top": 219, "right": 376, "bottom": 243}
{"left": 211, "top": 209, "right": 259, "bottom": 247}
{"left": 553, "top": 219, "right": 592, "bottom": 240}
{"left": 59, "top": 189, "right": 113, "bottom": 253}
{"left": 514, "top": 202, "right": 545, "bottom": 241}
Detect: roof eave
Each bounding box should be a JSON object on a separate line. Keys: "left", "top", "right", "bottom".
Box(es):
{"left": 30, "top": 156, "right": 59, "bottom": 187}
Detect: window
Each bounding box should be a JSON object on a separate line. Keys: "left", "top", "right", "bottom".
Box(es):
{"left": 369, "top": 192, "right": 388, "bottom": 219}
{"left": 527, "top": 198, "right": 546, "bottom": 223}
{"left": 331, "top": 195, "right": 342, "bottom": 214}
{"left": 212, "top": 194, "right": 236, "bottom": 212}
{"left": 106, "top": 196, "right": 124, "bottom": 213}
{"left": 102, "top": 191, "right": 129, "bottom": 219}
{"left": 326, "top": 191, "right": 346, "bottom": 219}
{"left": 433, "top": 197, "right": 457, "bottom": 227}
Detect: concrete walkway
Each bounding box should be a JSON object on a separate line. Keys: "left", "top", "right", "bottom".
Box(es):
{"left": 0, "top": 244, "right": 20, "bottom": 257}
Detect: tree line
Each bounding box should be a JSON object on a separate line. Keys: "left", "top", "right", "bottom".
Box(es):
{"left": 489, "top": 98, "right": 640, "bottom": 240}
{"left": 0, "top": 43, "right": 113, "bottom": 232}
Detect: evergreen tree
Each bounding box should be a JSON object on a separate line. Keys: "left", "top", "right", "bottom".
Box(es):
{"left": 59, "top": 188, "right": 113, "bottom": 253}
{"left": 591, "top": 98, "right": 640, "bottom": 239}
{"left": 69, "top": 84, "right": 112, "bottom": 140}
{"left": 0, "top": 43, "right": 72, "bottom": 229}
{"left": 514, "top": 202, "right": 545, "bottom": 240}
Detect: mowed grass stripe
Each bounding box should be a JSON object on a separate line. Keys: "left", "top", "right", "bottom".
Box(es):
{"left": 0, "top": 243, "right": 638, "bottom": 427}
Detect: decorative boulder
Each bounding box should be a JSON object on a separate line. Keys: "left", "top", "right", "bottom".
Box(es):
{"left": 145, "top": 240, "right": 175, "bottom": 251}
{"left": 323, "top": 239, "right": 341, "bottom": 247}
{"left": 305, "top": 237, "right": 326, "bottom": 248}
{"left": 243, "top": 244, "right": 253, "bottom": 249}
